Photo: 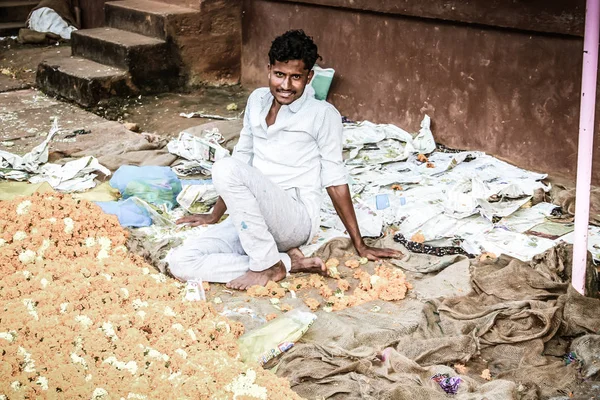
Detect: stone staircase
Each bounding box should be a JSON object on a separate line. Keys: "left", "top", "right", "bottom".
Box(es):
{"left": 0, "top": 0, "right": 37, "bottom": 36}
{"left": 36, "top": 0, "right": 200, "bottom": 107}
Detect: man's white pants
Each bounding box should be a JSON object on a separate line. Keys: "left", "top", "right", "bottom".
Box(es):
{"left": 166, "top": 157, "right": 312, "bottom": 283}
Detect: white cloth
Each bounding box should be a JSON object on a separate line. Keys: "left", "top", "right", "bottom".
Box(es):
{"left": 166, "top": 157, "right": 312, "bottom": 283}
{"left": 233, "top": 85, "right": 347, "bottom": 241}
{"left": 28, "top": 7, "right": 77, "bottom": 40}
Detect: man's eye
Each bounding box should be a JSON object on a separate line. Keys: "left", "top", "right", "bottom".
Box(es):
{"left": 292, "top": 75, "right": 301, "bottom": 80}
{"left": 275, "top": 72, "right": 284, "bottom": 77}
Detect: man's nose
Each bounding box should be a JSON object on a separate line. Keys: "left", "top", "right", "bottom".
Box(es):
{"left": 281, "top": 77, "right": 291, "bottom": 90}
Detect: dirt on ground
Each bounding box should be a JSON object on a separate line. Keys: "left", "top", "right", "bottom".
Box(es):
{"left": 0, "top": 40, "right": 251, "bottom": 142}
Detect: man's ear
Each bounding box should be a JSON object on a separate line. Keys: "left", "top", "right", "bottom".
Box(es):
{"left": 267, "top": 64, "right": 271, "bottom": 79}
{"left": 307, "top": 70, "right": 314, "bottom": 84}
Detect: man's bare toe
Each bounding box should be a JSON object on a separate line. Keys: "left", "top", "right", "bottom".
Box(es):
{"left": 226, "top": 262, "right": 286, "bottom": 291}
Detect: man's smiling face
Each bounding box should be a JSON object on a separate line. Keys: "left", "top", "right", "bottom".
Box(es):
{"left": 268, "top": 60, "right": 314, "bottom": 106}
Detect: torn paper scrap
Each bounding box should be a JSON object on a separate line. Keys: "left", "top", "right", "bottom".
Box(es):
{"left": 0, "top": 119, "right": 59, "bottom": 176}
{"left": 29, "top": 156, "right": 111, "bottom": 192}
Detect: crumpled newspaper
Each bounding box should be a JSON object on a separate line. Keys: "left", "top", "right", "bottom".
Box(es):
{"left": 0, "top": 120, "right": 110, "bottom": 192}
{"left": 167, "top": 131, "right": 230, "bottom": 164}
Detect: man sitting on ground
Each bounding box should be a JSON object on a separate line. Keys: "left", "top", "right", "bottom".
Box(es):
{"left": 167, "top": 30, "right": 400, "bottom": 290}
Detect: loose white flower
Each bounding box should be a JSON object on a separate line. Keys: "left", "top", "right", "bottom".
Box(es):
{"left": 19, "top": 250, "right": 36, "bottom": 265}
{"left": 22, "top": 270, "right": 32, "bottom": 279}
{"left": 84, "top": 237, "right": 96, "bottom": 247}
{"left": 23, "top": 299, "right": 38, "bottom": 320}
{"left": 85, "top": 374, "right": 92, "bottom": 382}
{"left": 143, "top": 347, "right": 169, "bottom": 361}
{"left": 37, "top": 239, "right": 51, "bottom": 255}
{"left": 96, "top": 249, "right": 110, "bottom": 260}
{"left": 164, "top": 306, "right": 176, "bottom": 317}
{"left": 18, "top": 347, "right": 35, "bottom": 373}
{"left": 171, "top": 323, "right": 184, "bottom": 331}
{"left": 101, "top": 322, "right": 118, "bottom": 341}
{"left": 11, "top": 381, "right": 21, "bottom": 391}
{"left": 103, "top": 357, "right": 137, "bottom": 375}
{"left": 0, "top": 331, "right": 16, "bottom": 342}
{"left": 175, "top": 348, "right": 188, "bottom": 359}
{"left": 225, "top": 369, "right": 268, "bottom": 400}
{"left": 47, "top": 217, "right": 57, "bottom": 224}
{"left": 63, "top": 217, "right": 74, "bottom": 234}
{"left": 60, "top": 303, "right": 69, "bottom": 314}
{"left": 150, "top": 274, "right": 166, "bottom": 284}
{"left": 40, "top": 278, "right": 49, "bottom": 288}
{"left": 132, "top": 299, "right": 148, "bottom": 310}
{"left": 141, "top": 267, "right": 150, "bottom": 275}
{"left": 75, "top": 315, "right": 93, "bottom": 328}
{"left": 97, "top": 236, "right": 111, "bottom": 251}
{"left": 71, "top": 352, "right": 87, "bottom": 367}
{"left": 101, "top": 273, "right": 112, "bottom": 281}
{"left": 16, "top": 200, "right": 31, "bottom": 215}
{"left": 12, "top": 231, "right": 27, "bottom": 241}
{"left": 36, "top": 376, "right": 48, "bottom": 391}
{"left": 120, "top": 288, "right": 129, "bottom": 299}
{"left": 0, "top": 238, "right": 6, "bottom": 248}
{"left": 92, "top": 387, "right": 109, "bottom": 399}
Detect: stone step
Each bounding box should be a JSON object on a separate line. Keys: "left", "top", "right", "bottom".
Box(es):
{"left": 71, "top": 27, "right": 178, "bottom": 84}
{"left": 0, "top": 21, "right": 23, "bottom": 36}
{"left": 105, "top": 0, "right": 197, "bottom": 40}
{"left": 36, "top": 56, "right": 139, "bottom": 107}
{"left": 0, "top": 1, "right": 37, "bottom": 23}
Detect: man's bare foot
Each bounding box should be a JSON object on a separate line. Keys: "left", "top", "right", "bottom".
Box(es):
{"left": 226, "top": 260, "right": 286, "bottom": 290}
{"left": 288, "top": 248, "right": 326, "bottom": 275}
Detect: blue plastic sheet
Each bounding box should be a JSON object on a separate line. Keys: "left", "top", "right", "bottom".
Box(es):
{"left": 96, "top": 198, "right": 152, "bottom": 228}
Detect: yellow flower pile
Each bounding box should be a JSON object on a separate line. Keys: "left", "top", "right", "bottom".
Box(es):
{"left": 0, "top": 193, "right": 300, "bottom": 399}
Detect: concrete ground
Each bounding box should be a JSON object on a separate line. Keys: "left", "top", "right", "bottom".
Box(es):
{"left": 0, "top": 40, "right": 250, "bottom": 154}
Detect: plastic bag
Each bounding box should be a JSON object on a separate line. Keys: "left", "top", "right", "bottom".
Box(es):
{"left": 96, "top": 198, "right": 152, "bottom": 227}
{"left": 110, "top": 165, "right": 182, "bottom": 210}
{"left": 238, "top": 309, "right": 317, "bottom": 367}
{"left": 311, "top": 65, "right": 335, "bottom": 101}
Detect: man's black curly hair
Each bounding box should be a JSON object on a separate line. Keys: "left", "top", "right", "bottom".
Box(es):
{"left": 268, "top": 30, "right": 321, "bottom": 70}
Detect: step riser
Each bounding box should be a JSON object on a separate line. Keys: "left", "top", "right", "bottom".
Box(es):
{"left": 71, "top": 32, "right": 177, "bottom": 82}
{"left": 0, "top": 23, "right": 22, "bottom": 36}
{"left": 0, "top": 3, "right": 35, "bottom": 23}
{"left": 37, "top": 61, "right": 138, "bottom": 108}
{"left": 105, "top": 4, "right": 168, "bottom": 40}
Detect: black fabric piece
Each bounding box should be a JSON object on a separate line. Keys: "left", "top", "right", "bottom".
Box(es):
{"left": 393, "top": 233, "right": 475, "bottom": 258}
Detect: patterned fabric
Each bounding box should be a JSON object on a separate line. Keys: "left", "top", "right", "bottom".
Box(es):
{"left": 393, "top": 233, "right": 474, "bottom": 258}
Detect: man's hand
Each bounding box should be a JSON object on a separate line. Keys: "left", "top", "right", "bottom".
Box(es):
{"left": 356, "top": 243, "right": 403, "bottom": 261}
{"left": 176, "top": 197, "right": 227, "bottom": 227}
{"left": 325, "top": 185, "right": 403, "bottom": 261}
{"left": 176, "top": 214, "right": 218, "bottom": 227}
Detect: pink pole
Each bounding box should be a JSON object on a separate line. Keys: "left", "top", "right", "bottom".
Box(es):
{"left": 573, "top": 0, "right": 600, "bottom": 295}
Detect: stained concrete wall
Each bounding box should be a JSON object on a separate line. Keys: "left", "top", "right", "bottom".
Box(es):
{"left": 80, "top": 0, "right": 105, "bottom": 28}
{"left": 241, "top": 0, "right": 595, "bottom": 184}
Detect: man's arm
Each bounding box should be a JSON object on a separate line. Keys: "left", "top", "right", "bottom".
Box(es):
{"left": 327, "top": 185, "right": 402, "bottom": 260}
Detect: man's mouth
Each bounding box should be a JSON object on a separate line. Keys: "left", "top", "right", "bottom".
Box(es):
{"left": 277, "top": 91, "right": 294, "bottom": 98}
